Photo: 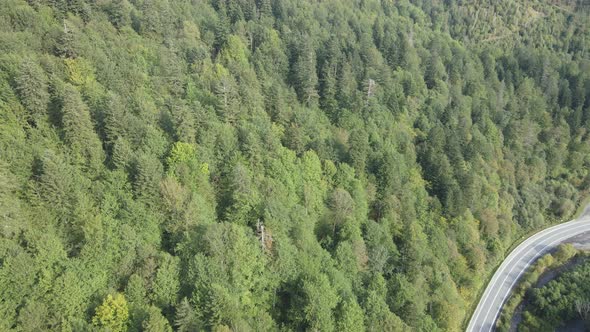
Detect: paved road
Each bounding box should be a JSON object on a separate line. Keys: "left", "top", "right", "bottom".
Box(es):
{"left": 467, "top": 212, "right": 590, "bottom": 332}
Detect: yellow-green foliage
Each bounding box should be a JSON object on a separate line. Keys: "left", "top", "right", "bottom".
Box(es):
{"left": 92, "top": 294, "right": 129, "bottom": 332}
{"left": 166, "top": 142, "right": 195, "bottom": 167}
{"left": 64, "top": 58, "right": 96, "bottom": 87}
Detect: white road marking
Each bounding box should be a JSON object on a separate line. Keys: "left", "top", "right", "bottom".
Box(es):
{"left": 467, "top": 216, "right": 590, "bottom": 332}
{"left": 469, "top": 222, "right": 571, "bottom": 330}
{"left": 483, "top": 222, "right": 590, "bottom": 332}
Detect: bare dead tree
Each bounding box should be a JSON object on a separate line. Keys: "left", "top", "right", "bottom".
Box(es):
{"left": 575, "top": 299, "right": 590, "bottom": 320}
{"left": 364, "top": 78, "right": 376, "bottom": 106}
{"left": 257, "top": 219, "right": 265, "bottom": 249}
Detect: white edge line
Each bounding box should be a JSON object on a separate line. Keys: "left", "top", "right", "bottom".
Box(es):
{"left": 469, "top": 221, "right": 573, "bottom": 330}
{"left": 468, "top": 217, "right": 590, "bottom": 331}
{"left": 485, "top": 220, "right": 590, "bottom": 332}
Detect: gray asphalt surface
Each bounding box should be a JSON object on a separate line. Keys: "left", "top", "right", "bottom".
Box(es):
{"left": 467, "top": 209, "right": 590, "bottom": 332}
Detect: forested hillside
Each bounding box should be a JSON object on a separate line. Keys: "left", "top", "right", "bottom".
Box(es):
{"left": 520, "top": 257, "right": 590, "bottom": 331}
{"left": 0, "top": 0, "right": 589, "bottom": 331}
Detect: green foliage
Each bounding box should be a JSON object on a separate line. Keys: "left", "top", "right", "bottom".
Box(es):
{"left": 0, "top": 0, "right": 588, "bottom": 331}
{"left": 518, "top": 254, "right": 590, "bottom": 331}
{"left": 15, "top": 57, "right": 49, "bottom": 122}
{"left": 289, "top": 273, "right": 340, "bottom": 331}
{"left": 174, "top": 298, "right": 201, "bottom": 332}
{"left": 497, "top": 244, "right": 581, "bottom": 331}
{"left": 166, "top": 142, "right": 195, "bottom": 170}
{"left": 151, "top": 254, "right": 180, "bottom": 309}
{"left": 92, "top": 294, "right": 129, "bottom": 332}
{"left": 142, "top": 306, "right": 172, "bottom": 332}
{"left": 189, "top": 222, "right": 268, "bottom": 329}
{"left": 59, "top": 83, "right": 104, "bottom": 171}
{"left": 336, "top": 298, "right": 365, "bottom": 332}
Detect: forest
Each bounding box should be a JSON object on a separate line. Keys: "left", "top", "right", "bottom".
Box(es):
{"left": 0, "top": 0, "right": 589, "bottom": 331}
{"left": 520, "top": 257, "right": 590, "bottom": 331}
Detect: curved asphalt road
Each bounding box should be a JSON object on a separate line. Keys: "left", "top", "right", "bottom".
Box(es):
{"left": 467, "top": 210, "right": 590, "bottom": 332}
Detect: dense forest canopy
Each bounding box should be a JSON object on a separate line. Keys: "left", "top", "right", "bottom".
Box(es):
{"left": 520, "top": 257, "right": 590, "bottom": 331}
{"left": 0, "top": 0, "right": 589, "bottom": 331}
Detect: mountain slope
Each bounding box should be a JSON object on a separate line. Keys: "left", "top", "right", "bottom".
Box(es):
{"left": 0, "top": 0, "right": 589, "bottom": 330}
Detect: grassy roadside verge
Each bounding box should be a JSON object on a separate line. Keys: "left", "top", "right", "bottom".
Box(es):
{"left": 575, "top": 194, "right": 590, "bottom": 217}
{"left": 460, "top": 212, "right": 562, "bottom": 330}
{"left": 495, "top": 244, "right": 587, "bottom": 331}
{"left": 460, "top": 226, "right": 538, "bottom": 330}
